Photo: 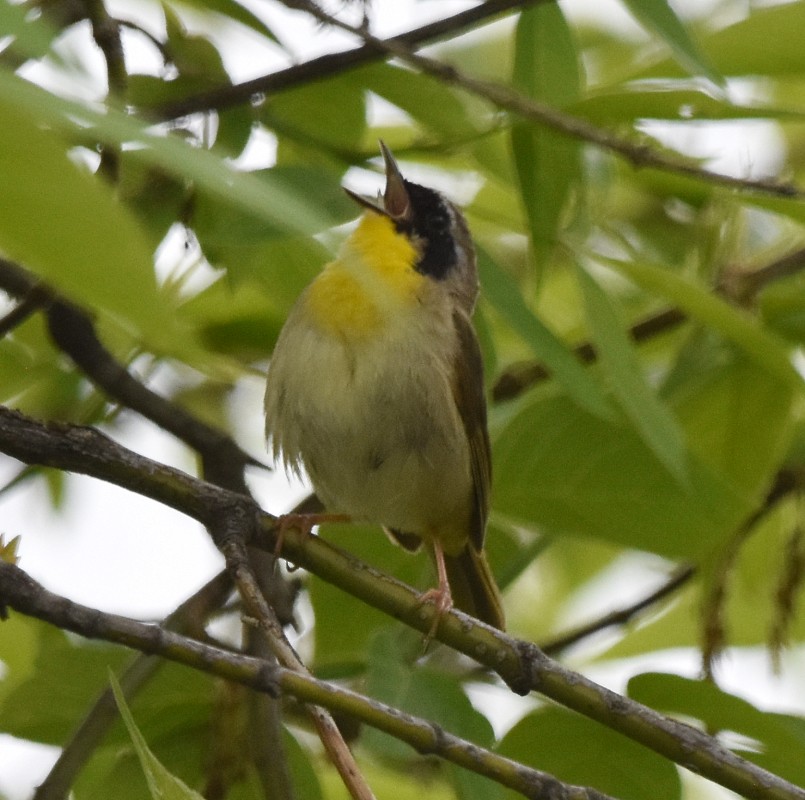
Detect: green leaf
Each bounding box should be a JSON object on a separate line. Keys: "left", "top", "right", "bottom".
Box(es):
{"left": 352, "top": 63, "right": 480, "bottom": 139}
{"left": 478, "top": 250, "right": 613, "bottom": 420}
{"left": 0, "top": 625, "right": 128, "bottom": 743}
{"left": 662, "top": 337, "right": 794, "bottom": 498}
{"left": 600, "top": 257, "right": 801, "bottom": 386}
{"left": 573, "top": 86, "right": 805, "bottom": 124}
{"left": 164, "top": 6, "right": 229, "bottom": 83}
{"left": 110, "top": 671, "right": 206, "bottom": 800}
{"left": 493, "top": 391, "right": 748, "bottom": 559}
{"left": 281, "top": 728, "right": 324, "bottom": 800}
{"left": 363, "top": 629, "right": 495, "bottom": 760}
{"left": 0, "top": 0, "right": 60, "bottom": 61}
{"left": 0, "top": 97, "right": 176, "bottom": 349}
{"left": 0, "top": 69, "right": 330, "bottom": 241}
{"left": 193, "top": 166, "right": 354, "bottom": 245}
{"left": 168, "top": 0, "right": 281, "bottom": 46}
{"left": 0, "top": 615, "right": 40, "bottom": 709}
{"left": 628, "top": 673, "right": 805, "bottom": 787}
{"left": 760, "top": 270, "right": 805, "bottom": 344}
{"left": 622, "top": 0, "right": 722, "bottom": 86}
{"left": 179, "top": 278, "right": 285, "bottom": 360}
{"left": 499, "top": 707, "right": 681, "bottom": 800}
{"left": 576, "top": 265, "right": 689, "bottom": 485}
{"left": 309, "top": 524, "right": 424, "bottom": 670}
{"left": 511, "top": 4, "right": 581, "bottom": 274}
{"left": 267, "top": 76, "right": 367, "bottom": 155}
{"left": 639, "top": 1, "right": 805, "bottom": 80}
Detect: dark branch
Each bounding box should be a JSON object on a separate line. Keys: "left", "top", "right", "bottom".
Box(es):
{"left": 540, "top": 565, "right": 695, "bottom": 657}
{"left": 151, "top": 0, "right": 550, "bottom": 121}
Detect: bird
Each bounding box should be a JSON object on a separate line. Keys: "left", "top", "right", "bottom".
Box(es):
{"left": 264, "top": 142, "right": 505, "bottom": 633}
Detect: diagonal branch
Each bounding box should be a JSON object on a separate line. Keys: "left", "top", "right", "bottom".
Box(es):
{"left": 1, "top": 405, "right": 803, "bottom": 800}
{"left": 540, "top": 565, "right": 695, "bottom": 657}
{"left": 151, "top": 0, "right": 550, "bottom": 121}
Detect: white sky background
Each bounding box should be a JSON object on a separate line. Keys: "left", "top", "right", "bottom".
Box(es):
{"left": 1, "top": 0, "right": 803, "bottom": 797}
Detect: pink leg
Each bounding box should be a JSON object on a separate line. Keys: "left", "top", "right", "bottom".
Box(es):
{"left": 418, "top": 540, "right": 454, "bottom": 645}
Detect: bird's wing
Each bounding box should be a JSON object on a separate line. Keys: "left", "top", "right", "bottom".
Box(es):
{"left": 450, "top": 309, "right": 491, "bottom": 552}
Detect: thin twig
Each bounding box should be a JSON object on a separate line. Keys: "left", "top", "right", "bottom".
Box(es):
{"left": 83, "top": 0, "right": 126, "bottom": 180}
{"left": 0, "top": 284, "right": 51, "bottom": 338}
{"left": 211, "top": 511, "right": 377, "bottom": 800}
{"left": 540, "top": 565, "right": 695, "bottom": 657}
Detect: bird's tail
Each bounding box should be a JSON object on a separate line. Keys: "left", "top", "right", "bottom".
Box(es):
{"left": 443, "top": 546, "right": 506, "bottom": 630}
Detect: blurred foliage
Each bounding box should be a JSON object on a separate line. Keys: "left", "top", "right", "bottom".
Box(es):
{"left": 1, "top": 0, "right": 805, "bottom": 798}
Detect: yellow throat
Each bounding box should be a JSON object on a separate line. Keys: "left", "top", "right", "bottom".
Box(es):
{"left": 305, "top": 212, "right": 424, "bottom": 340}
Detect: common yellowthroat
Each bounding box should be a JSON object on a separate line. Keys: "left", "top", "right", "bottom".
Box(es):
{"left": 264, "top": 142, "right": 505, "bottom": 631}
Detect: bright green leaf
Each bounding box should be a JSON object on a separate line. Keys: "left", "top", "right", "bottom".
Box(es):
{"left": 478, "top": 250, "right": 613, "bottom": 420}
{"left": 0, "top": 69, "right": 330, "bottom": 240}
{"left": 493, "top": 391, "right": 748, "bottom": 558}
{"left": 499, "top": 707, "right": 681, "bottom": 800}
{"left": 363, "top": 629, "right": 495, "bottom": 759}
{"left": 639, "top": 1, "right": 805, "bottom": 79}
{"left": 576, "top": 265, "right": 690, "bottom": 485}
{"left": 0, "top": 0, "right": 60, "bottom": 62}
{"left": 622, "top": 0, "right": 722, "bottom": 86}
{"left": 352, "top": 63, "right": 480, "bottom": 139}
{"left": 267, "top": 76, "right": 366, "bottom": 155}
{"left": 309, "top": 524, "right": 424, "bottom": 670}
{"left": 663, "top": 338, "right": 794, "bottom": 497}
{"left": 0, "top": 625, "right": 127, "bottom": 743}
{"left": 511, "top": 4, "right": 581, "bottom": 274}
{"left": 600, "top": 256, "right": 801, "bottom": 386}
{"left": 573, "top": 86, "right": 805, "bottom": 124}
{"left": 0, "top": 98, "right": 175, "bottom": 348}
{"left": 110, "top": 672, "right": 205, "bottom": 800}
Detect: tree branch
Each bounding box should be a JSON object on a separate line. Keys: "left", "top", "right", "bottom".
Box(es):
{"left": 151, "top": 0, "right": 550, "bottom": 121}
{"left": 83, "top": 0, "right": 126, "bottom": 181}
{"left": 0, "top": 560, "right": 617, "bottom": 800}
{"left": 540, "top": 565, "right": 695, "bottom": 657}
{"left": 1, "top": 406, "right": 803, "bottom": 800}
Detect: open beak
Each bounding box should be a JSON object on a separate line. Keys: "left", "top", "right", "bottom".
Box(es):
{"left": 344, "top": 141, "right": 412, "bottom": 222}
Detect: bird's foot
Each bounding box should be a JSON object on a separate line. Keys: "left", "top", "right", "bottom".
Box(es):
{"left": 418, "top": 584, "right": 454, "bottom": 651}
{"left": 272, "top": 512, "right": 351, "bottom": 560}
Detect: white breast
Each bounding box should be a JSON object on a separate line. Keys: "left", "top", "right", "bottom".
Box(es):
{"left": 264, "top": 290, "right": 473, "bottom": 541}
